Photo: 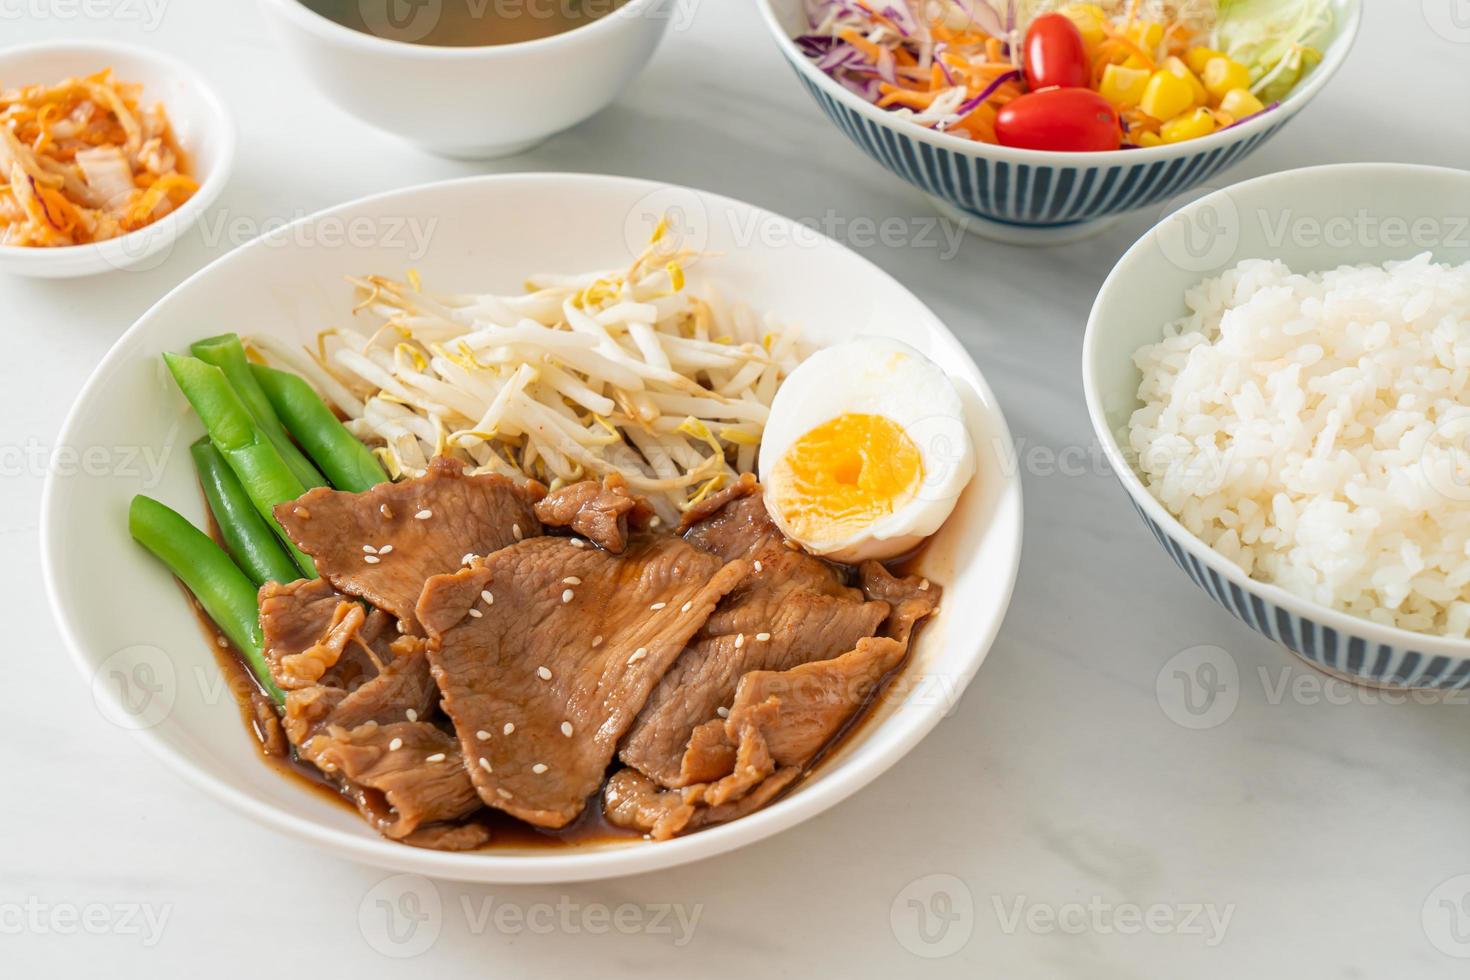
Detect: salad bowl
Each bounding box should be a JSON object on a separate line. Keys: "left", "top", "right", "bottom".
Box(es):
{"left": 41, "top": 173, "right": 1023, "bottom": 882}
{"left": 759, "top": 0, "right": 1361, "bottom": 246}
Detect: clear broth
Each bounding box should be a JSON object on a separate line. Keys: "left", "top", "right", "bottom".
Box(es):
{"left": 298, "top": 0, "right": 628, "bottom": 47}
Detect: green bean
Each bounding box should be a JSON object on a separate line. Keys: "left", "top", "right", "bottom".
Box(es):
{"left": 191, "top": 333, "right": 327, "bottom": 490}
{"left": 190, "top": 438, "right": 301, "bottom": 586}
{"left": 251, "top": 363, "right": 389, "bottom": 493}
{"left": 163, "top": 352, "right": 316, "bottom": 578}
{"left": 129, "top": 495, "right": 284, "bottom": 705}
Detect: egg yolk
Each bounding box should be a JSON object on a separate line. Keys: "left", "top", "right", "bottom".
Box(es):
{"left": 768, "top": 413, "right": 924, "bottom": 544}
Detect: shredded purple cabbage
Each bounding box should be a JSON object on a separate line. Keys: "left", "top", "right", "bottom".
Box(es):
{"left": 954, "top": 68, "right": 1021, "bottom": 116}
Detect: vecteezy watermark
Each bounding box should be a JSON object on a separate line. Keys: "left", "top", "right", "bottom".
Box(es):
{"left": 1, "top": 438, "right": 172, "bottom": 485}
{"left": 1157, "top": 645, "right": 1470, "bottom": 731}
{"left": 101, "top": 208, "right": 440, "bottom": 274}
{"left": 0, "top": 0, "right": 168, "bottom": 29}
{"left": 1154, "top": 183, "right": 1470, "bottom": 274}
{"left": 355, "top": 0, "right": 699, "bottom": 44}
{"left": 0, "top": 898, "right": 172, "bottom": 946}
{"left": 621, "top": 186, "right": 969, "bottom": 263}
{"left": 891, "top": 874, "right": 974, "bottom": 958}
{"left": 92, "top": 644, "right": 178, "bottom": 731}
{"left": 1424, "top": 874, "right": 1470, "bottom": 958}
{"left": 1156, "top": 644, "right": 1240, "bottom": 730}
{"left": 992, "top": 895, "right": 1235, "bottom": 948}
{"left": 358, "top": 875, "right": 703, "bottom": 957}
{"left": 1423, "top": 0, "right": 1470, "bottom": 43}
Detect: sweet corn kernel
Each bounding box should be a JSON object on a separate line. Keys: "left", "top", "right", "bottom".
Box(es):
{"left": 1124, "top": 20, "right": 1165, "bottom": 53}
{"left": 1219, "top": 87, "right": 1266, "bottom": 119}
{"left": 1140, "top": 69, "right": 1194, "bottom": 121}
{"left": 1161, "top": 56, "right": 1208, "bottom": 106}
{"left": 1099, "top": 64, "right": 1150, "bottom": 108}
{"left": 1185, "top": 46, "right": 1226, "bottom": 75}
{"left": 1160, "top": 107, "right": 1218, "bottom": 143}
{"left": 1135, "top": 131, "right": 1163, "bottom": 148}
{"left": 1060, "top": 4, "right": 1107, "bottom": 54}
{"left": 1203, "top": 57, "right": 1252, "bottom": 101}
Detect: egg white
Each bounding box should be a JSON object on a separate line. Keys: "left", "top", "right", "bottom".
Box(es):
{"left": 757, "top": 336, "right": 976, "bottom": 562}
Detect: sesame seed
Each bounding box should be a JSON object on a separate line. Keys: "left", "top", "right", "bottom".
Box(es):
{"left": 649, "top": 516, "right": 662, "bottom": 528}
{"left": 562, "top": 589, "right": 574, "bottom": 603}
{"left": 563, "top": 576, "right": 582, "bottom": 585}
{"left": 569, "top": 538, "right": 586, "bottom": 548}
{"left": 479, "top": 757, "right": 493, "bottom": 773}
{"left": 513, "top": 523, "right": 523, "bottom": 540}
{"left": 425, "top": 753, "right": 446, "bottom": 763}
{"left": 532, "top": 763, "right": 548, "bottom": 774}
{"left": 756, "top": 632, "right": 771, "bottom": 641}
{"left": 363, "top": 555, "right": 381, "bottom": 564}
{"left": 216, "top": 636, "right": 228, "bottom": 648}
{"left": 475, "top": 730, "right": 491, "bottom": 741}
{"left": 537, "top": 666, "right": 552, "bottom": 680}
{"left": 396, "top": 621, "right": 408, "bottom": 634}
{"left": 753, "top": 560, "right": 763, "bottom": 572}
{"left": 919, "top": 579, "right": 931, "bottom": 591}
{"left": 388, "top": 738, "right": 403, "bottom": 751}
{"left": 592, "top": 635, "right": 603, "bottom": 647}
{"left": 379, "top": 545, "right": 393, "bottom": 555}
{"left": 503, "top": 723, "right": 515, "bottom": 735}
{"left": 415, "top": 509, "right": 432, "bottom": 520}
{"left": 561, "top": 722, "right": 573, "bottom": 737}
{"left": 363, "top": 544, "right": 377, "bottom": 554}
{"left": 628, "top": 647, "right": 647, "bottom": 665}
{"left": 481, "top": 590, "right": 494, "bottom": 605}
{"left": 462, "top": 553, "right": 476, "bottom": 565}
{"left": 406, "top": 708, "right": 418, "bottom": 722}
{"left": 293, "top": 506, "right": 310, "bottom": 519}
{"left": 716, "top": 707, "right": 729, "bottom": 718}
{"left": 468, "top": 608, "right": 483, "bottom": 619}
{"left": 380, "top": 504, "right": 393, "bottom": 519}
{"left": 734, "top": 634, "right": 745, "bottom": 648}
{"left": 497, "top": 788, "right": 513, "bottom": 799}
{"left": 650, "top": 602, "right": 666, "bottom": 611}
{"left": 322, "top": 763, "right": 335, "bottom": 771}
{"left": 681, "top": 601, "right": 692, "bottom": 613}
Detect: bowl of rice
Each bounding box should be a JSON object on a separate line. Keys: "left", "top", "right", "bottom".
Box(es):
{"left": 1084, "top": 163, "right": 1470, "bottom": 689}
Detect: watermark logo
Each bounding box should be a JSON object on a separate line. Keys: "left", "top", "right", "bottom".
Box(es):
{"left": 891, "top": 873, "right": 974, "bottom": 958}
{"left": 623, "top": 186, "right": 710, "bottom": 258}
{"left": 1424, "top": 0, "right": 1470, "bottom": 43}
{"left": 1156, "top": 644, "right": 1239, "bottom": 730}
{"left": 359, "top": 874, "right": 442, "bottom": 958}
{"left": 993, "top": 895, "right": 1234, "bottom": 947}
{"left": 1419, "top": 412, "right": 1470, "bottom": 503}
{"left": 359, "top": 0, "right": 443, "bottom": 42}
{"left": 1155, "top": 185, "right": 1240, "bottom": 273}
{"left": 0, "top": 0, "right": 169, "bottom": 30}
{"left": 1423, "top": 874, "right": 1470, "bottom": 958}
{"left": 92, "top": 644, "right": 177, "bottom": 731}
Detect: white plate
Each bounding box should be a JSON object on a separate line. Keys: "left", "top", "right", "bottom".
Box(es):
{"left": 0, "top": 40, "right": 234, "bottom": 279}
{"left": 41, "top": 173, "right": 1022, "bottom": 883}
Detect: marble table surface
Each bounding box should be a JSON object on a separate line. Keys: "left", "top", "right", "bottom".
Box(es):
{"left": 5, "top": 1, "right": 1470, "bottom": 976}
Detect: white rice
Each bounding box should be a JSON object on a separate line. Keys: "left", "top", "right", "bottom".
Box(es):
{"left": 1128, "top": 252, "right": 1470, "bottom": 637}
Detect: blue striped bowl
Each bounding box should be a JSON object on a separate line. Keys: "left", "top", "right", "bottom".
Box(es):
{"left": 758, "top": 0, "right": 1360, "bottom": 246}
{"left": 1084, "top": 163, "right": 1470, "bottom": 690}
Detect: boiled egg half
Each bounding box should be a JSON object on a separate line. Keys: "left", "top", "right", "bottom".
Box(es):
{"left": 758, "top": 336, "right": 976, "bottom": 563}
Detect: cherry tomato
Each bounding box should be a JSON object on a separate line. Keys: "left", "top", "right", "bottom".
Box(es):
{"left": 995, "top": 88, "right": 1122, "bottom": 152}
{"left": 1023, "top": 13, "right": 1091, "bottom": 91}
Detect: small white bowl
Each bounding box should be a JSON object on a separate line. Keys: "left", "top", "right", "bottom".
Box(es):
{"left": 0, "top": 41, "right": 234, "bottom": 279}
{"left": 256, "top": 0, "right": 671, "bottom": 159}
{"left": 1084, "top": 163, "right": 1470, "bottom": 689}
{"left": 41, "top": 173, "right": 1023, "bottom": 882}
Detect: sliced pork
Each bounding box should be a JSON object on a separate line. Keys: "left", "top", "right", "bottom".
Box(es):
{"left": 620, "top": 484, "right": 890, "bottom": 786}
{"left": 416, "top": 535, "right": 750, "bottom": 829}
{"left": 275, "top": 457, "right": 542, "bottom": 626}
{"left": 258, "top": 576, "right": 488, "bottom": 849}
{"left": 532, "top": 473, "right": 651, "bottom": 553}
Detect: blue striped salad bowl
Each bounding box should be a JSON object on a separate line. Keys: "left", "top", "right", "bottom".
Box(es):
{"left": 1084, "top": 163, "right": 1470, "bottom": 690}
{"left": 758, "top": 0, "right": 1361, "bottom": 246}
